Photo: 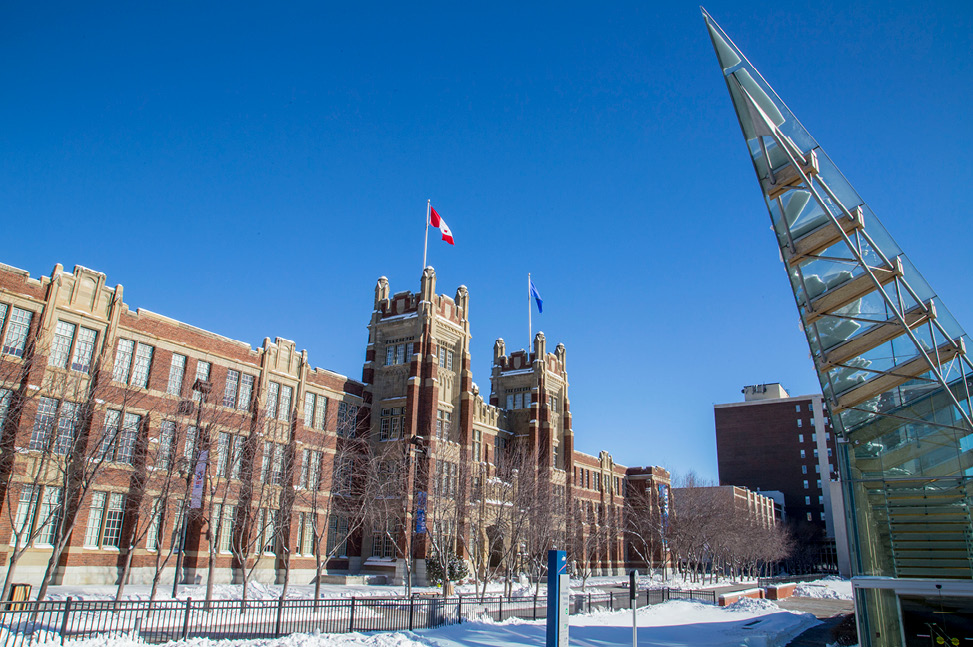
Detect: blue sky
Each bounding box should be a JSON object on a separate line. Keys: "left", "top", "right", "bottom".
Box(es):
{"left": 1, "top": 1, "right": 970, "bottom": 483}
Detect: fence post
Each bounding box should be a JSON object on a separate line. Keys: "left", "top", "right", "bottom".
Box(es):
{"left": 409, "top": 596, "right": 414, "bottom": 631}
{"left": 59, "top": 597, "right": 73, "bottom": 645}
{"left": 274, "top": 597, "right": 284, "bottom": 637}
{"left": 533, "top": 594, "right": 537, "bottom": 620}
{"left": 182, "top": 598, "right": 192, "bottom": 640}
{"left": 588, "top": 592, "right": 591, "bottom": 613}
{"left": 457, "top": 595, "right": 462, "bottom": 625}
{"left": 499, "top": 597, "right": 503, "bottom": 622}
{"left": 349, "top": 597, "right": 355, "bottom": 633}
{"left": 610, "top": 591, "right": 613, "bottom": 610}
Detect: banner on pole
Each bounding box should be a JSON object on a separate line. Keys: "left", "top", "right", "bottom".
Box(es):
{"left": 190, "top": 450, "right": 209, "bottom": 509}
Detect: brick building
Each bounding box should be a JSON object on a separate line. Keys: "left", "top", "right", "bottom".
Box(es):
{"left": 714, "top": 383, "right": 849, "bottom": 574}
{"left": 0, "top": 261, "right": 669, "bottom": 589}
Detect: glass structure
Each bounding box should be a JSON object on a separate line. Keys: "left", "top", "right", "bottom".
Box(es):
{"left": 702, "top": 10, "right": 973, "bottom": 646}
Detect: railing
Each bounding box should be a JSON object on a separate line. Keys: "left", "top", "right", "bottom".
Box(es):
{"left": 0, "top": 588, "right": 715, "bottom": 647}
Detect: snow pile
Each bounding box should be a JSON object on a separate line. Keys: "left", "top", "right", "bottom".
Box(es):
{"left": 793, "top": 577, "right": 853, "bottom": 600}
{"left": 725, "top": 597, "right": 780, "bottom": 613}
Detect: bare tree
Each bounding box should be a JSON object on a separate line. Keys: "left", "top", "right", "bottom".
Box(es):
{"left": 623, "top": 483, "right": 663, "bottom": 576}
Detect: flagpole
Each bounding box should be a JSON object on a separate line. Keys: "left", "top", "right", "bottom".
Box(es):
{"left": 528, "top": 272, "right": 532, "bottom": 355}
{"left": 423, "top": 199, "right": 431, "bottom": 271}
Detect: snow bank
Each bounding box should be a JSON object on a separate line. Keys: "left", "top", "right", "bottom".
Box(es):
{"left": 793, "top": 577, "right": 853, "bottom": 600}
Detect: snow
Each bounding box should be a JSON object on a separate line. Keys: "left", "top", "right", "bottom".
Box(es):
{"left": 792, "top": 577, "right": 853, "bottom": 600}
{"left": 14, "top": 600, "right": 819, "bottom": 647}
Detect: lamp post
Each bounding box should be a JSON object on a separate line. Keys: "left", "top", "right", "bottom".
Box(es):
{"left": 171, "top": 378, "right": 212, "bottom": 599}
{"left": 405, "top": 435, "right": 426, "bottom": 597}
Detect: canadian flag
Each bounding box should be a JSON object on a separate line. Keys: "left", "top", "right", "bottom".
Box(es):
{"left": 430, "top": 207, "right": 454, "bottom": 245}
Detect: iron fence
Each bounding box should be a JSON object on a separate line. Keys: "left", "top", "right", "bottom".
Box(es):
{"left": 0, "top": 587, "right": 715, "bottom": 647}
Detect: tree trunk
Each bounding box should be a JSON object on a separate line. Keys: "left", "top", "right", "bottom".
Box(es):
{"left": 115, "top": 545, "right": 136, "bottom": 601}
{"left": 1, "top": 548, "right": 24, "bottom": 602}
{"left": 279, "top": 551, "right": 291, "bottom": 602}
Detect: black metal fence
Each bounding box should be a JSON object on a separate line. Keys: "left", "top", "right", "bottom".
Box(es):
{"left": 0, "top": 588, "right": 716, "bottom": 647}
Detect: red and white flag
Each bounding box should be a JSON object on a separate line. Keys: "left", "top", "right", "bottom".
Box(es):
{"left": 430, "top": 207, "right": 454, "bottom": 245}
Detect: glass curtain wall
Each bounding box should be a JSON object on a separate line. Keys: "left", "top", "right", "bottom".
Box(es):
{"left": 702, "top": 10, "right": 973, "bottom": 646}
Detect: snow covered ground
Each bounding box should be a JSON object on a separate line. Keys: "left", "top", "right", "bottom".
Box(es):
{"left": 22, "top": 599, "right": 820, "bottom": 647}
{"left": 792, "top": 576, "right": 853, "bottom": 600}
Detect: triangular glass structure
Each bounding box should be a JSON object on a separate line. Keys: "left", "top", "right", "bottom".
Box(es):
{"left": 703, "top": 9, "right": 973, "bottom": 645}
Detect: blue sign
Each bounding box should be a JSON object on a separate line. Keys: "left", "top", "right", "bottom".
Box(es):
{"left": 415, "top": 509, "right": 426, "bottom": 534}
{"left": 546, "top": 550, "right": 568, "bottom": 647}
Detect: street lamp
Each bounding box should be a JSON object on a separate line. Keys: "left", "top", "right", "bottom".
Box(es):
{"left": 171, "top": 378, "right": 212, "bottom": 598}
{"left": 405, "top": 435, "right": 426, "bottom": 597}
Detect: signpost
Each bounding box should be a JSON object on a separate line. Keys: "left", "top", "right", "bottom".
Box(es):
{"left": 546, "top": 550, "right": 568, "bottom": 647}
{"left": 630, "top": 569, "right": 639, "bottom": 647}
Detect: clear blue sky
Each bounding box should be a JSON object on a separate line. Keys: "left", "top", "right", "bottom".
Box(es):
{"left": 1, "top": 2, "right": 970, "bottom": 483}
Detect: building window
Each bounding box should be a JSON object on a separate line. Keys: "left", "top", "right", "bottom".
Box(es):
{"left": 278, "top": 385, "right": 293, "bottom": 421}
{"left": 805, "top": 496, "right": 811, "bottom": 505}
{"left": 223, "top": 370, "right": 240, "bottom": 408}
{"left": 802, "top": 465, "right": 807, "bottom": 474}
{"left": 438, "top": 347, "right": 446, "bottom": 368}
{"left": 820, "top": 512, "right": 826, "bottom": 520}
{"left": 131, "top": 344, "right": 154, "bottom": 388}
{"left": 100, "top": 410, "right": 141, "bottom": 464}
{"left": 381, "top": 407, "right": 405, "bottom": 441}
{"left": 549, "top": 395, "right": 558, "bottom": 412}
{"left": 112, "top": 340, "right": 135, "bottom": 383}
{"left": 795, "top": 404, "right": 801, "bottom": 413}
{"left": 818, "top": 495, "right": 824, "bottom": 505}
{"left": 84, "top": 492, "right": 124, "bottom": 549}
{"left": 300, "top": 449, "right": 322, "bottom": 489}
{"left": 112, "top": 340, "right": 154, "bottom": 388}
{"left": 803, "top": 480, "right": 809, "bottom": 489}
{"left": 157, "top": 420, "right": 175, "bottom": 469}
{"left": 30, "top": 397, "right": 77, "bottom": 454}
{"left": 797, "top": 418, "right": 802, "bottom": 428}
{"left": 327, "top": 515, "right": 349, "bottom": 556}
{"left": 800, "top": 449, "right": 806, "bottom": 459}
{"left": 811, "top": 433, "right": 817, "bottom": 442}
{"left": 71, "top": 326, "right": 97, "bottom": 373}
{"left": 798, "top": 434, "right": 803, "bottom": 443}
{"left": 447, "top": 350, "right": 453, "bottom": 371}
{"left": 2, "top": 306, "right": 33, "bottom": 357}
{"left": 239, "top": 374, "right": 255, "bottom": 410}
{"left": 806, "top": 512, "right": 813, "bottom": 521}
{"left": 816, "top": 479, "right": 822, "bottom": 489}
{"left": 219, "top": 504, "right": 236, "bottom": 553}
{"left": 472, "top": 429, "right": 482, "bottom": 462}
{"left": 337, "top": 402, "right": 357, "bottom": 437}
{"left": 553, "top": 443, "right": 560, "bottom": 469}
{"left": 385, "top": 343, "right": 414, "bottom": 366}
{"left": 17, "top": 486, "right": 63, "bottom": 547}
{"left": 145, "top": 499, "right": 163, "bottom": 551}
{"left": 436, "top": 409, "right": 451, "bottom": 442}
{"left": 167, "top": 354, "right": 186, "bottom": 396}
{"left": 261, "top": 442, "right": 284, "bottom": 485}
{"left": 49, "top": 321, "right": 77, "bottom": 369}
{"left": 815, "top": 464, "right": 820, "bottom": 473}
{"left": 0, "top": 388, "right": 12, "bottom": 443}
{"left": 184, "top": 426, "right": 198, "bottom": 461}
{"left": 192, "top": 361, "right": 211, "bottom": 401}
{"left": 494, "top": 435, "right": 507, "bottom": 467}
{"left": 266, "top": 382, "right": 280, "bottom": 419}
{"left": 372, "top": 520, "right": 398, "bottom": 558}
{"left": 231, "top": 436, "right": 244, "bottom": 479}
{"left": 506, "top": 395, "right": 513, "bottom": 409}
{"left": 303, "top": 392, "right": 316, "bottom": 428}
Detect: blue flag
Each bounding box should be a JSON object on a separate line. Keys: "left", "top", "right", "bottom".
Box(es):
{"left": 529, "top": 278, "right": 543, "bottom": 313}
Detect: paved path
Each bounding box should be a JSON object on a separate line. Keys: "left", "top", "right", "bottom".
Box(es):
{"left": 779, "top": 597, "right": 854, "bottom": 647}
